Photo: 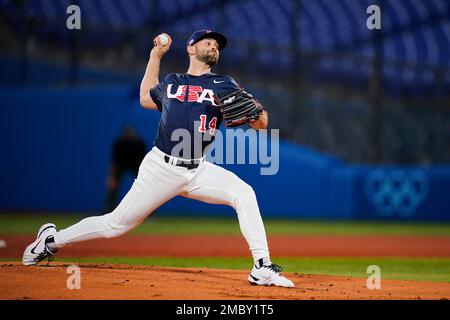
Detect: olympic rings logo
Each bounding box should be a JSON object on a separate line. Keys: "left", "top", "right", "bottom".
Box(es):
{"left": 364, "top": 170, "right": 429, "bottom": 217}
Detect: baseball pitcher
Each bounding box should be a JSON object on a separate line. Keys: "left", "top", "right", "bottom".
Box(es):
{"left": 22, "top": 30, "right": 294, "bottom": 288}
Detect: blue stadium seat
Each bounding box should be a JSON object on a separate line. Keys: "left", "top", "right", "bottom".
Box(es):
{"left": 1, "top": 0, "right": 448, "bottom": 93}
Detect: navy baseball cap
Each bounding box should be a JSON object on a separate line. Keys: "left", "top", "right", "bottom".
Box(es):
{"left": 187, "top": 30, "right": 227, "bottom": 51}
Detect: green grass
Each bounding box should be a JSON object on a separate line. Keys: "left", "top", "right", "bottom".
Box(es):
{"left": 2, "top": 256, "right": 449, "bottom": 283}
{"left": 1, "top": 214, "right": 450, "bottom": 236}
{"left": 2, "top": 214, "right": 449, "bottom": 283}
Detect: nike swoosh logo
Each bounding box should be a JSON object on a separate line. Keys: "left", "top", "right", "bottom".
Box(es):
{"left": 30, "top": 239, "right": 42, "bottom": 254}
{"left": 213, "top": 80, "right": 224, "bottom": 84}
{"left": 250, "top": 275, "right": 260, "bottom": 281}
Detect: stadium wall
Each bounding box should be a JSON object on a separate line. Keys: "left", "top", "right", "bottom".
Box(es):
{"left": 1, "top": 87, "right": 449, "bottom": 220}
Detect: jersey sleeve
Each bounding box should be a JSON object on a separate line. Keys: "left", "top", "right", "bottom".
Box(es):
{"left": 149, "top": 83, "right": 164, "bottom": 112}
{"left": 149, "top": 74, "right": 172, "bottom": 112}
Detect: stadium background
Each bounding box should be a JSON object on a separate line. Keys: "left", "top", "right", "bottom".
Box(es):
{"left": 0, "top": 0, "right": 449, "bottom": 220}
{"left": 0, "top": 0, "right": 449, "bottom": 300}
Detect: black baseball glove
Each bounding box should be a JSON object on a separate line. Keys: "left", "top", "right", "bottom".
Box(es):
{"left": 215, "top": 89, "right": 264, "bottom": 127}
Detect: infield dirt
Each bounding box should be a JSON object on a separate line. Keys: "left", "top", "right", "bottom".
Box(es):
{"left": 1, "top": 234, "right": 450, "bottom": 300}
{"left": 1, "top": 262, "right": 449, "bottom": 300}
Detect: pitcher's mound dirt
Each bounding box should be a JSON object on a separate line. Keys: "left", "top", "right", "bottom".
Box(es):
{"left": 1, "top": 263, "right": 449, "bottom": 300}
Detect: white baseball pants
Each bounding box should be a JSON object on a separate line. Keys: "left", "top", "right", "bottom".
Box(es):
{"left": 54, "top": 147, "right": 270, "bottom": 262}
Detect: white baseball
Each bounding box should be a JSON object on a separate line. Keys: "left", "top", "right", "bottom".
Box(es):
{"left": 159, "top": 34, "right": 169, "bottom": 46}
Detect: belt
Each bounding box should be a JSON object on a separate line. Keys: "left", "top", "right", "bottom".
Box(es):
{"left": 164, "top": 155, "right": 202, "bottom": 170}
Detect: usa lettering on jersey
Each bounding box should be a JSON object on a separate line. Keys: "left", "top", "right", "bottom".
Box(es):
{"left": 167, "top": 84, "right": 217, "bottom": 106}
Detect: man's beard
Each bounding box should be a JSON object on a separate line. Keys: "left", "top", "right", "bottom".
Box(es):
{"left": 196, "top": 51, "right": 218, "bottom": 67}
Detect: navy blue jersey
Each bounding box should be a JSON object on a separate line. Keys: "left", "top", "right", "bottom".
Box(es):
{"left": 150, "top": 72, "right": 240, "bottom": 159}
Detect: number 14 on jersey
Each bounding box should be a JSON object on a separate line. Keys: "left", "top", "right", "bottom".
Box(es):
{"left": 198, "top": 115, "right": 217, "bottom": 134}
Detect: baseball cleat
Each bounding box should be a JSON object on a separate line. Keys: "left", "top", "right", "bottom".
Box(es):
{"left": 248, "top": 263, "right": 295, "bottom": 288}
{"left": 22, "top": 223, "right": 57, "bottom": 266}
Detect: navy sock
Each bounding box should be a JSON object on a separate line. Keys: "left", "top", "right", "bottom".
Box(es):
{"left": 256, "top": 257, "right": 271, "bottom": 268}
{"left": 45, "top": 236, "right": 58, "bottom": 253}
